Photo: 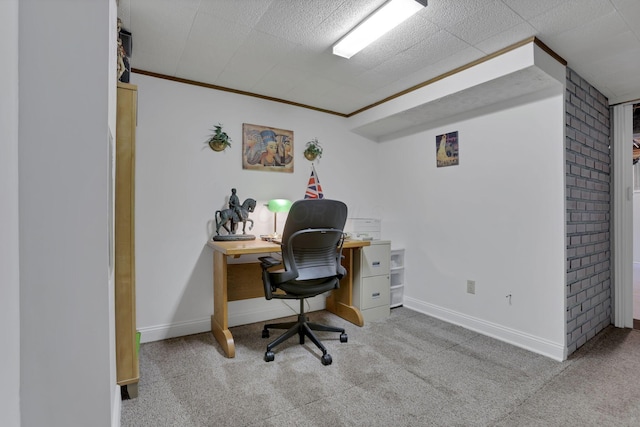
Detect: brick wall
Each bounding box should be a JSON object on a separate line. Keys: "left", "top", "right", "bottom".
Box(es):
{"left": 565, "top": 68, "right": 611, "bottom": 355}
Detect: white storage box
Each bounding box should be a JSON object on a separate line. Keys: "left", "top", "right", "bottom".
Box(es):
{"left": 391, "top": 285, "right": 404, "bottom": 307}
{"left": 390, "top": 269, "right": 404, "bottom": 287}
{"left": 390, "top": 251, "right": 404, "bottom": 268}
{"left": 345, "top": 218, "right": 381, "bottom": 240}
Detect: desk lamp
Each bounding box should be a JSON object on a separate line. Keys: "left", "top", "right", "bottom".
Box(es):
{"left": 266, "top": 199, "right": 292, "bottom": 240}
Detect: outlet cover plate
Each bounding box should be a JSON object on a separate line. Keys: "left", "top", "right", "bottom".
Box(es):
{"left": 467, "top": 280, "right": 475, "bottom": 294}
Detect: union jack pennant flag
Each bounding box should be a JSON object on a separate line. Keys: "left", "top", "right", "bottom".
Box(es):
{"left": 304, "top": 164, "right": 324, "bottom": 199}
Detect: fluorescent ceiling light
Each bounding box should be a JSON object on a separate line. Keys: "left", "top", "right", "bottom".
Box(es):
{"left": 333, "top": 0, "right": 427, "bottom": 59}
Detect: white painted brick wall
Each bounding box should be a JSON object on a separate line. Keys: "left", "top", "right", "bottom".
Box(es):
{"left": 565, "top": 68, "right": 612, "bottom": 355}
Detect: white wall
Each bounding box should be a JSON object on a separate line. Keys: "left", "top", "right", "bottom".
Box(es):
{"left": 131, "top": 74, "right": 383, "bottom": 341}
{"left": 132, "top": 72, "right": 567, "bottom": 360}
{"left": 18, "top": 1, "right": 118, "bottom": 426}
{"left": 377, "top": 89, "right": 567, "bottom": 359}
{"left": 108, "top": 1, "right": 120, "bottom": 423}
{"left": 0, "top": 0, "right": 21, "bottom": 425}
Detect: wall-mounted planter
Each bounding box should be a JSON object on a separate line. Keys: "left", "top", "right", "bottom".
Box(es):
{"left": 209, "top": 139, "right": 228, "bottom": 152}
{"left": 303, "top": 138, "right": 322, "bottom": 161}
{"left": 304, "top": 150, "right": 318, "bottom": 161}
{"left": 206, "top": 123, "right": 231, "bottom": 152}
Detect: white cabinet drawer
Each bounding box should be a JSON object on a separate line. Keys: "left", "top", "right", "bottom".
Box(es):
{"left": 359, "top": 276, "right": 390, "bottom": 310}
{"left": 360, "top": 244, "right": 390, "bottom": 277}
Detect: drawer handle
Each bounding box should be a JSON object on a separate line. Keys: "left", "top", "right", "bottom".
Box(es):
{"left": 371, "top": 261, "right": 381, "bottom": 267}
{"left": 371, "top": 292, "right": 380, "bottom": 299}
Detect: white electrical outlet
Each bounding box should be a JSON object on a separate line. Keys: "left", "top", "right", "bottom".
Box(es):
{"left": 467, "top": 280, "right": 475, "bottom": 294}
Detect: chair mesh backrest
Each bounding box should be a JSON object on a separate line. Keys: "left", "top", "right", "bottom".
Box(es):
{"left": 281, "top": 199, "right": 348, "bottom": 281}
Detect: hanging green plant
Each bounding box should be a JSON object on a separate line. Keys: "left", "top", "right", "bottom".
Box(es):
{"left": 206, "top": 123, "right": 232, "bottom": 152}
{"left": 303, "top": 137, "right": 323, "bottom": 161}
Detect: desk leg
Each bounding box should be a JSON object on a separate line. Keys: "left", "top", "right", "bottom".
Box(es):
{"left": 326, "top": 299, "right": 364, "bottom": 326}
{"left": 326, "top": 247, "right": 364, "bottom": 327}
{"left": 211, "top": 250, "right": 235, "bottom": 357}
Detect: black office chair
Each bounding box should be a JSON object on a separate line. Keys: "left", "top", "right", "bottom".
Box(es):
{"left": 258, "top": 199, "right": 349, "bottom": 365}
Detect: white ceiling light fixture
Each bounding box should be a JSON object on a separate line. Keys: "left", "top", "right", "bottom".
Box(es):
{"left": 332, "top": 0, "right": 427, "bottom": 59}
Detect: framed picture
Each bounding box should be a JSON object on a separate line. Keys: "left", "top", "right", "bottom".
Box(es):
{"left": 117, "top": 28, "right": 132, "bottom": 83}
{"left": 242, "top": 123, "right": 294, "bottom": 173}
{"left": 436, "top": 131, "right": 459, "bottom": 167}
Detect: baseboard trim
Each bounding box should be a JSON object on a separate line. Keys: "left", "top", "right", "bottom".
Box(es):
{"left": 137, "top": 318, "right": 211, "bottom": 343}
{"left": 634, "top": 318, "right": 640, "bottom": 330}
{"left": 137, "top": 297, "right": 326, "bottom": 343}
{"left": 404, "top": 296, "right": 566, "bottom": 361}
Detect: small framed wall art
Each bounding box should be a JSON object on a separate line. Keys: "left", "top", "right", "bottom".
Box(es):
{"left": 242, "top": 123, "right": 294, "bottom": 173}
{"left": 436, "top": 131, "right": 459, "bottom": 167}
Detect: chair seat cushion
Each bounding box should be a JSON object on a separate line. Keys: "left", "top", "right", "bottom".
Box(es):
{"left": 277, "top": 277, "right": 338, "bottom": 298}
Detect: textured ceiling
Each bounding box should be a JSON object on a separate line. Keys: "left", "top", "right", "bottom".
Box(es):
{"left": 118, "top": 0, "right": 640, "bottom": 116}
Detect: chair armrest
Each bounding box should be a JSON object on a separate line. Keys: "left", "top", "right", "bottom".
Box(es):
{"left": 259, "top": 256, "right": 281, "bottom": 300}
{"left": 259, "top": 256, "right": 281, "bottom": 269}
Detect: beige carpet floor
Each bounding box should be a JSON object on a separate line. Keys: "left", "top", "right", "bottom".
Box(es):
{"left": 122, "top": 307, "right": 640, "bottom": 426}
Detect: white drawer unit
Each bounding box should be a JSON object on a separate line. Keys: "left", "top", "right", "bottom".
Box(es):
{"left": 390, "top": 248, "right": 405, "bottom": 308}
{"left": 353, "top": 240, "right": 391, "bottom": 321}
{"left": 358, "top": 275, "right": 390, "bottom": 310}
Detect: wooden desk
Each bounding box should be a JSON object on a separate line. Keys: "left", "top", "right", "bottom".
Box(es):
{"left": 206, "top": 238, "right": 370, "bottom": 358}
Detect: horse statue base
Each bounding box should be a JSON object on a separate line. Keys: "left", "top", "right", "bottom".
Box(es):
{"left": 212, "top": 234, "right": 256, "bottom": 241}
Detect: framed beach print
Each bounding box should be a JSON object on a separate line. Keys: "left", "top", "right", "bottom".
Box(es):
{"left": 242, "top": 123, "right": 294, "bottom": 173}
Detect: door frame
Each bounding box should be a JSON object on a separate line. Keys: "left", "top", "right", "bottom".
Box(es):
{"left": 612, "top": 103, "right": 634, "bottom": 328}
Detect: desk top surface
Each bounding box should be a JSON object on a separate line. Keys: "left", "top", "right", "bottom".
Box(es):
{"left": 207, "top": 238, "right": 370, "bottom": 255}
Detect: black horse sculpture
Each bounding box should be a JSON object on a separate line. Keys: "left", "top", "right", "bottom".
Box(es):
{"left": 214, "top": 198, "right": 256, "bottom": 236}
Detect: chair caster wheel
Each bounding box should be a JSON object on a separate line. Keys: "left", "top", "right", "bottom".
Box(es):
{"left": 264, "top": 351, "right": 275, "bottom": 362}
{"left": 340, "top": 333, "right": 348, "bottom": 343}
{"left": 321, "top": 353, "right": 332, "bottom": 365}
{"left": 262, "top": 329, "right": 269, "bottom": 338}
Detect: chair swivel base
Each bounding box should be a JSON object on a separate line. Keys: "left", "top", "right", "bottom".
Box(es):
{"left": 262, "top": 313, "right": 347, "bottom": 365}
